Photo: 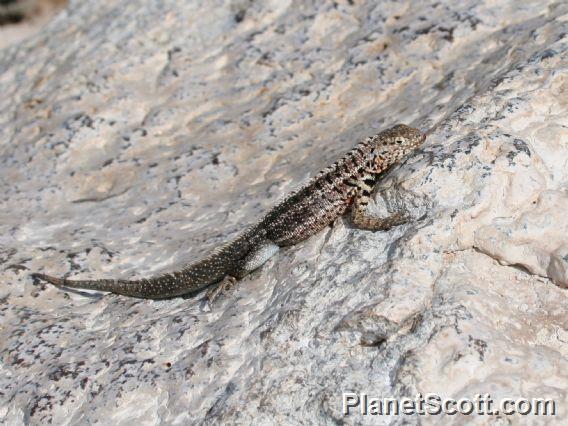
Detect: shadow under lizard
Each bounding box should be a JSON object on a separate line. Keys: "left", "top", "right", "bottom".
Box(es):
{"left": 33, "top": 124, "right": 426, "bottom": 300}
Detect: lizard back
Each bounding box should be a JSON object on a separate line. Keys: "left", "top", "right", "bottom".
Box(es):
{"left": 260, "top": 139, "right": 374, "bottom": 246}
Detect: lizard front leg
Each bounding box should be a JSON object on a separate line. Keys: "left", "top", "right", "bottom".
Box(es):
{"left": 349, "top": 175, "right": 410, "bottom": 231}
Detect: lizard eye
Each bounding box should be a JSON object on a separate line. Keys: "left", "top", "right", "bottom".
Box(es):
{"left": 395, "top": 138, "right": 405, "bottom": 144}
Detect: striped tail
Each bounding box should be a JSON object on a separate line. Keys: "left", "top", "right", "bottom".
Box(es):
{"left": 32, "top": 230, "right": 257, "bottom": 299}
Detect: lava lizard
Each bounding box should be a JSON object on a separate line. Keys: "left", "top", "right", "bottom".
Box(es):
{"left": 33, "top": 124, "right": 426, "bottom": 300}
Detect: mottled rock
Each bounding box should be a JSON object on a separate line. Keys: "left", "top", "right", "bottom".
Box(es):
{"left": 0, "top": 0, "right": 566, "bottom": 424}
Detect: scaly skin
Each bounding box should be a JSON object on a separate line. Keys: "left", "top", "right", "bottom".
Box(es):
{"left": 32, "top": 124, "right": 426, "bottom": 299}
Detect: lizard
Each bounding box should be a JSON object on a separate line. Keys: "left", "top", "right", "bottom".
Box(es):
{"left": 32, "top": 124, "right": 426, "bottom": 300}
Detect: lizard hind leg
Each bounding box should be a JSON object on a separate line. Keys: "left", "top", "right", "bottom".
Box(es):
{"left": 206, "top": 275, "right": 238, "bottom": 303}
{"left": 205, "top": 240, "right": 279, "bottom": 304}
{"left": 240, "top": 240, "right": 280, "bottom": 274}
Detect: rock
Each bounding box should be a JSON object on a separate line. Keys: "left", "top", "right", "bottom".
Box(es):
{"left": 0, "top": 0, "right": 566, "bottom": 424}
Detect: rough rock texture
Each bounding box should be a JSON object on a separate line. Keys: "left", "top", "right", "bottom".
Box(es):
{"left": 0, "top": 0, "right": 567, "bottom": 424}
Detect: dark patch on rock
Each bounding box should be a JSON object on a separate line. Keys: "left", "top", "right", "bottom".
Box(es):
{"left": 234, "top": 9, "right": 246, "bottom": 23}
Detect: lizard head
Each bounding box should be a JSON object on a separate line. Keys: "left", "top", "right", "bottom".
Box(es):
{"left": 371, "top": 124, "right": 426, "bottom": 168}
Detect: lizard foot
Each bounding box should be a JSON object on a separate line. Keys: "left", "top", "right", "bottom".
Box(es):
{"left": 206, "top": 275, "right": 238, "bottom": 305}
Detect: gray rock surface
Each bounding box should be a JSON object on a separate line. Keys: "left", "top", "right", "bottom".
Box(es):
{"left": 0, "top": 0, "right": 566, "bottom": 424}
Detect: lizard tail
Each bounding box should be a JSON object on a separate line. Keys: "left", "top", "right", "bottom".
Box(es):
{"left": 32, "top": 231, "right": 257, "bottom": 299}
{"left": 32, "top": 273, "right": 145, "bottom": 296}
{"left": 32, "top": 255, "right": 229, "bottom": 299}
